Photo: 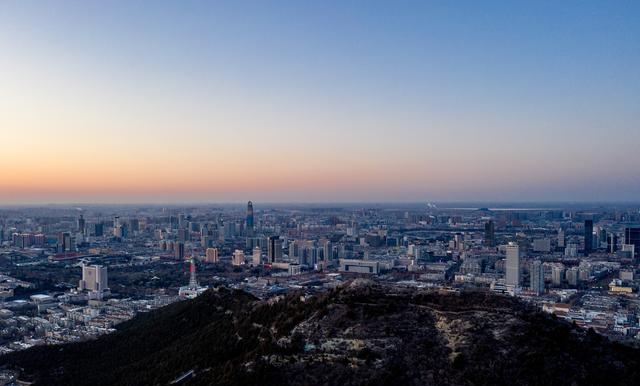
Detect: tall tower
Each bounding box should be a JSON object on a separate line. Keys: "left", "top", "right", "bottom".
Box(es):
{"left": 557, "top": 228, "right": 565, "bottom": 248}
{"left": 484, "top": 220, "right": 495, "bottom": 247}
{"left": 584, "top": 220, "right": 593, "bottom": 255}
{"left": 188, "top": 257, "right": 198, "bottom": 289}
{"left": 246, "top": 201, "right": 254, "bottom": 236}
{"left": 268, "top": 236, "right": 282, "bottom": 263}
{"left": 505, "top": 242, "right": 520, "bottom": 287}
{"left": 608, "top": 233, "right": 618, "bottom": 253}
{"left": 77, "top": 214, "right": 86, "bottom": 234}
{"left": 175, "top": 242, "right": 185, "bottom": 260}
{"left": 530, "top": 260, "right": 544, "bottom": 295}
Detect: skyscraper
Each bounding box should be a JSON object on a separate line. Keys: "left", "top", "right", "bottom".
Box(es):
{"left": 322, "top": 239, "right": 333, "bottom": 261}
{"left": 624, "top": 227, "right": 640, "bottom": 258}
{"left": 94, "top": 223, "right": 104, "bottom": 237}
{"left": 77, "top": 214, "right": 85, "bottom": 233}
{"left": 530, "top": 260, "right": 544, "bottom": 295}
{"left": 584, "top": 220, "right": 593, "bottom": 255}
{"left": 232, "top": 249, "right": 245, "bottom": 266}
{"left": 505, "top": 242, "right": 520, "bottom": 287}
{"left": 58, "top": 232, "right": 71, "bottom": 252}
{"left": 252, "top": 246, "right": 262, "bottom": 265}
{"left": 78, "top": 264, "right": 109, "bottom": 299}
{"left": 205, "top": 247, "right": 219, "bottom": 263}
{"left": 608, "top": 233, "right": 618, "bottom": 253}
{"left": 557, "top": 228, "right": 565, "bottom": 248}
{"left": 268, "top": 236, "right": 282, "bottom": 263}
{"left": 175, "top": 242, "right": 185, "bottom": 260}
{"left": 246, "top": 201, "right": 254, "bottom": 236}
{"left": 484, "top": 220, "right": 495, "bottom": 247}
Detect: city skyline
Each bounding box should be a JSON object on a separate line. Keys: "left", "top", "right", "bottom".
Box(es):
{"left": 1, "top": 1, "right": 639, "bottom": 204}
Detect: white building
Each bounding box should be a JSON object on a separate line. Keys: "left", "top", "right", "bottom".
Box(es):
{"left": 530, "top": 260, "right": 544, "bottom": 295}
{"left": 232, "top": 249, "right": 245, "bottom": 266}
{"left": 252, "top": 246, "right": 261, "bottom": 266}
{"left": 205, "top": 247, "right": 219, "bottom": 263}
{"left": 78, "top": 265, "right": 109, "bottom": 299}
{"left": 505, "top": 242, "right": 520, "bottom": 287}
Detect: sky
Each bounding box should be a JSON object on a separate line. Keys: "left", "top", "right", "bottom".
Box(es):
{"left": 0, "top": 0, "right": 639, "bottom": 204}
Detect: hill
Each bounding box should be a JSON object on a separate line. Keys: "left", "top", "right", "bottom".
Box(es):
{"left": 2, "top": 281, "right": 640, "bottom": 386}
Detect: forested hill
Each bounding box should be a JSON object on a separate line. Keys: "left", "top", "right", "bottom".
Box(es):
{"left": 2, "top": 281, "right": 640, "bottom": 386}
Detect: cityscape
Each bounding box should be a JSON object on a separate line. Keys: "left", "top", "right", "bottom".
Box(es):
{"left": 1, "top": 0, "right": 639, "bottom": 385}
{"left": 0, "top": 202, "right": 639, "bottom": 355}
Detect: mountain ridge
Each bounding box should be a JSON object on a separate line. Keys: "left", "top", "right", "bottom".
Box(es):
{"left": 2, "top": 281, "right": 639, "bottom": 386}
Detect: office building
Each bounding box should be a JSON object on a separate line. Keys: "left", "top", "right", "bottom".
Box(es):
{"left": 530, "top": 260, "right": 544, "bottom": 295}
{"left": 584, "top": 220, "right": 593, "bottom": 255}
{"left": 94, "top": 223, "right": 104, "bottom": 237}
{"left": 322, "top": 239, "right": 333, "bottom": 261}
{"left": 339, "top": 259, "right": 380, "bottom": 274}
{"left": 252, "top": 246, "right": 261, "bottom": 265}
{"left": 58, "top": 232, "right": 71, "bottom": 252}
{"left": 77, "top": 215, "right": 85, "bottom": 233}
{"left": 78, "top": 265, "right": 109, "bottom": 298}
{"left": 557, "top": 228, "right": 565, "bottom": 248}
{"left": 175, "top": 242, "right": 185, "bottom": 260}
{"left": 551, "top": 265, "right": 564, "bottom": 286}
{"left": 232, "top": 249, "right": 245, "bottom": 266}
{"left": 246, "top": 201, "right": 254, "bottom": 236}
{"left": 484, "top": 220, "right": 495, "bottom": 247}
{"left": 205, "top": 248, "right": 219, "bottom": 263}
{"left": 532, "top": 238, "right": 551, "bottom": 253}
{"left": 624, "top": 227, "right": 640, "bottom": 258}
{"left": 608, "top": 233, "right": 618, "bottom": 253}
{"left": 566, "top": 267, "right": 579, "bottom": 286}
{"left": 177, "top": 228, "right": 189, "bottom": 243}
{"left": 268, "top": 236, "right": 282, "bottom": 263}
{"left": 505, "top": 242, "right": 520, "bottom": 287}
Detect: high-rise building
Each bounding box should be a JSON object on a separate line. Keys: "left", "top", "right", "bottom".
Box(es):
{"left": 232, "top": 249, "right": 245, "bottom": 266}
{"left": 129, "top": 218, "right": 140, "bottom": 233}
{"left": 608, "top": 233, "right": 618, "bottom": 253}
{"left": 77, "top": 215, "right": 86, "bottom": 233}
{"left": 205, "top": 247, "right": 219, "bottom": 263}
{"left": 322, "top": 239, "right": 333, "bottom": 261}
{"left": 177, "top": 228, "right": 189, "bottom": 243}
{"left": 624, "top": 227, "right": 640, "bottom": 258}
{"left": 566, "top": 267, "right": 579, "bottom": 286}
{"left": 94, "top": 223, "right": 104, "bottom": 237}
{"left": 78, "top": 265, "right": 109, "bottom": 298}
{"left": 505, "top": 242, "right": 520, "bottom": 287}
{"left": 584, "top": 220, "right": 593, "bottom": 255}
{"left": 551, "top": 265, "right": 564, "bottom": 286}
{"left": 268, "top": 236, "right": 282, "bottom": 263}
{"left": 530, "top": 260, "right": 544, "bottom": 295}
{"left": 175, "top": 242, "right": 185, "bottom": 260}
{"left": 246, "top": 201, "right": 254, "bottom": 236}
{"left": 58, "top": 232, "right": 71, "bottom": 252}
{"left": 484, "top": 220, "right": 495, "bottom": 247}
{"left": 557, "top": 228, "right": 565, "bottom": 248}
{"left": 252, "top": 246, "right": 261, "bottom": 265}
{"left": 289, "top": 240, "right": 298, "bottom": 259}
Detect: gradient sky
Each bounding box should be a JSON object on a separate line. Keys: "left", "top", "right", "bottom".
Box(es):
{"left": 1, "top": 1, "right": 639, "bottom": 204}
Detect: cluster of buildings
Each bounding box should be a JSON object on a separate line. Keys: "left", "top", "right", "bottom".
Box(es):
{"left": 1, "top": 202, "right": 640, "bottom": 346}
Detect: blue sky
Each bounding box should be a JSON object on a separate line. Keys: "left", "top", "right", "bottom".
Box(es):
{"left": 0, "top": 1, "right": 638, "bottom": 203}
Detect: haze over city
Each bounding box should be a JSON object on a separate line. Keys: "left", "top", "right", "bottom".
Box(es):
{"left": 1, "top": 0, "right": 639, "bottom": 204}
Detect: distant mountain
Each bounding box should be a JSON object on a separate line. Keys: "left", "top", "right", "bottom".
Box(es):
{"left": 2, "top": 281, "right": 640, "bottom": 386}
